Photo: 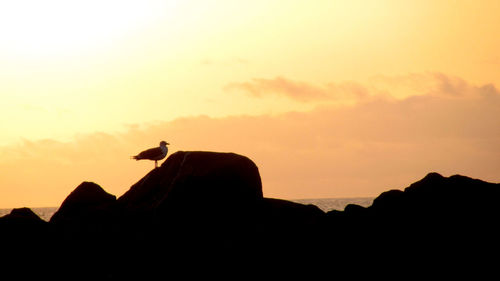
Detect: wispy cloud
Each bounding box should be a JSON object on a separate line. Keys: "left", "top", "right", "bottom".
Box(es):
{"left": 369, "top": 72, "right": 500, "bottom": 98}
{"left": 225, "top": 76, "right": 328, "bottom": 102}
{"left": 227, "top": 73, "right": 500, "bottom": 103}
{"left": 224, "top": 76, "right": 370, "bottom": 102}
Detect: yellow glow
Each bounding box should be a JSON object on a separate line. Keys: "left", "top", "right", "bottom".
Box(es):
{"left": 0, "top": 0, "right": 499, "bottom": 207}
{"left": 0, "top": 0, "right": 173, "bottom": 56}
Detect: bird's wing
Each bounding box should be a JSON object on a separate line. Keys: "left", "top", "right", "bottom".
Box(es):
{"left": 136, "top": 147, "right": 162, "bottom": 160}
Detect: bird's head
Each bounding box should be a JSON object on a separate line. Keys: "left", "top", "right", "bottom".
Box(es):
{"left": 160, "top": 141, "right": 169, "bottom": 147}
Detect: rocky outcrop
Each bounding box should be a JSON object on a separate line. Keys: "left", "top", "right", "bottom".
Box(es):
{"left": 0, "top": 207, "right": 46, "bottom": 226}
{"left": 0, "top": 208, "right": 48, "bottom": 250}
{"left": 1, "top": 151, "right": 500, "bottom": 277}
{"left": 323, "top": 172, "right": 500, "bottom": 268}
{"left": 117, "top": 151, "right": 263, "bottom": 226}
{"left": 259, "top": 198, "right": 324, "bottom": 229}
{"left": 325, "top": 172, "right": 500, "bottom": 221}
{"left": 369, "top": 172, "right": 500, "bottom": 222}
{"left": 50, "top": 181, "right": 116, "bottom": 225}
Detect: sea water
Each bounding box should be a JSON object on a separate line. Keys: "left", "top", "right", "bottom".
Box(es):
{"left": 293, "top": 197, "right": 374, "bottom": 212}
{"left": 0, "top": 198, "right": 374, "bottom": 222}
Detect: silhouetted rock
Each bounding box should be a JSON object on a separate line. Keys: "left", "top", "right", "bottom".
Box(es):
{"left": 50, "top": 181, "right": 116, "bottom": 225}
{"left": 370, "top": 172, "right": 500, "bottom": 223}
{"left": 2, "top": 152, "right": 500, "bottom": 277}
{"left": 0, "top": 208, "right": 49, "bottom": 253}
{"left": 325, "top": 172, "right": 500, "bottom": 225}
{"left": 260, "top": 198, "right": 324, "bottom": 228}
{"left": 256, "top": 198, "right": 325, "bottom": 256}
{"left": 0, "top": 207, "right": 46, "bottom": 226}
{"left": 0, "top": 208, "right": 52, "bottom": 278}
{"left": 324, "top": 172, "right": 500, "bottom": 268}
{"left": 118, "top": 151, "right": 263, "bottom": 227}
{"left": 343, "top": 203, "right": 368, "bottom": 217}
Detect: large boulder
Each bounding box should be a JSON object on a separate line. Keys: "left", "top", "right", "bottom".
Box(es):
{"left": 259, "top": 198, "right": 324, "bottom": 229}
{"left": 0, "top": 208, "right": 53, "bottom": 278}
{"left": 324, "top": 172, "right": 500, "bottom": 227}
{"left": 118, "top": 151, "right": 263, "bottom": 226}
{"left": 0, "top": 207, "right": 49, "bottom": 252}
{"left": 370, "top": 172, "right": 500, "bottom": 222}
{"left": 256, "top": 198, "right": 325, "bottom": 247}
{"left": 50, "top": 181, "right": 116, "bottom": 225}
{"left": 0, "top": 207, "right": 47, "bottom": 227}
{"left": 325, "top": 172, "right": 500, "bottom": 262}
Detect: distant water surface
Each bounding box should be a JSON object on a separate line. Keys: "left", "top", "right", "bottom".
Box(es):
{"left": 291, "top": 197, "right": 374, "bottom": 212}
{"left": 0, "top": 198, "right": 374, "bottom": 221}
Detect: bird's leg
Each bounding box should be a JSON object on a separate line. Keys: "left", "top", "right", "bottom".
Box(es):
{"left": 155, "top": 160, "right": 158, "bottom": 168}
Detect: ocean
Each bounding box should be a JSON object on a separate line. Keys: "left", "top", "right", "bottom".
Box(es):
{"left": 0, "top": 197, "right": 374, "bottom": 222}
{"left": 293, "top": 197, "right": 374, "bottom": 212}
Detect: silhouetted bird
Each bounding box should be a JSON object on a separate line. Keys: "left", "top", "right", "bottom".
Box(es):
{"left": 131, "top": 141, "right": 169, "bottom": 168}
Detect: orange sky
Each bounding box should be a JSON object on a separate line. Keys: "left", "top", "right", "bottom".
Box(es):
{"left": 1, "top": 0, "right": 499, "bottom": 208}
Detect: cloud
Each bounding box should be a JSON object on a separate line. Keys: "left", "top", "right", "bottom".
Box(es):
{"left": 224, "top": 76, "right": 370, "bottom": 102}
{"left": 224, "top": 72, "right": 500, "bottom": 103}
{"left": 1, "top": 73, "right": 499, "bottom": 207}
{"left": 224, "top": 76, "right": 328, "bottom": 102}
{"left": 369, "top": 72, "right": 500, "bottom": 98}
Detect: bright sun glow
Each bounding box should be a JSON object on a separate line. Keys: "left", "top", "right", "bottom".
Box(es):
{"left": 0, "top": 0, "right": 172, "bottom": 56}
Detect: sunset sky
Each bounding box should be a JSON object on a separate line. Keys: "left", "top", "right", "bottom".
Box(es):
{"left": 1, "top": 0, "right": 499, "bottom": 208}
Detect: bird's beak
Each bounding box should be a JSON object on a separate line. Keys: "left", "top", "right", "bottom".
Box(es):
{"left": 167, "top": 143, "right": 170, "bottom": 145}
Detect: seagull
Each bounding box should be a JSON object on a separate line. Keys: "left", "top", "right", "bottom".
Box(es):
{"left": 131, "top": 141, "right": 170, "bottom": 168}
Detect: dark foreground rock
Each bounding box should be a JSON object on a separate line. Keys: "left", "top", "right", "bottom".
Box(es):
{"left": 50, "top": 181, "right": 116, "bottom": 225}
{"left": 322, "top": 172, "right": 500, "bottom": 274}
{"left": 117, "top": 151, "right": 263, "bottom": 227}
{"left": 0, "top": 207, "right": 47, "bottom": 228}
{"left": 1, "top": 151, "right": 499, "bottom": 278}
